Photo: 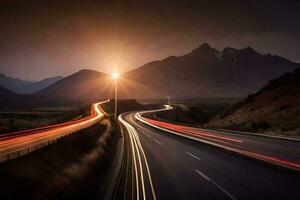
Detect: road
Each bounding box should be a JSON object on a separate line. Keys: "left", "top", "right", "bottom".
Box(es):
{"left": 0, "top": 100, "right": 108, "bottom": 162}
{"left": 118, "top": 111, "right": 300, "bottom": 200}
{"left": 138, "top": 110, "right": 300, "bottom": 171}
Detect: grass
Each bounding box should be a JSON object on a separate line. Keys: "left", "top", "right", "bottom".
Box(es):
{"left": 0, "top": 106, "right": 90, "bottom": 134}
{"left": 0, "top": 118, "right": 120, "bottom": 199}
{"left": 155, "top": 101, "right": 234, "bottom": 125}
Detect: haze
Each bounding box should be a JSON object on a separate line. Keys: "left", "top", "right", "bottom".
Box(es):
{"left": 0, "top": 0, "right": 300, "bottom": 80}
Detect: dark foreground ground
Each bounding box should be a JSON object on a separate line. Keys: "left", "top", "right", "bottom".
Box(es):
{"left": 0, "top": 99, "right": 150, "bottom": 200}
{"left": 0, "top": 118, "right": 120, "bottom": 200}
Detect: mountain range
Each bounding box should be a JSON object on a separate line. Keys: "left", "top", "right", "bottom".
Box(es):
{"left": 121, "top": 43, "right": 299, "bottom": 98}
{"left": 36, "top": 43, "right": 299, "bottom": 100}
{"left": 1, "top": 43, "right": 299, "bottom": 105}
{"left": 0, "top": 74, "right": 62, "bottom": 94}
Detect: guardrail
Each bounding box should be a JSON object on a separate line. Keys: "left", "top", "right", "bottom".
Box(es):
{"left": 0, "top": 100, "right": 109, "bottom": 163}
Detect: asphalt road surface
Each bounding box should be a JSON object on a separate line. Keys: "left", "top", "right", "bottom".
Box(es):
{"left": 118, "top": 112, "right": 300, "bottom": 200}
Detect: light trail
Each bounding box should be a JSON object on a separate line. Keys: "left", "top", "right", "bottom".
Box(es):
{"left": 0, "top": 100, "right": 109, "bottom": 162}
{"left": 119, "top": 114, "right": 157, "bottom": 200}
{"left": 135, "top": 110, "right": 300, "bottom": 172}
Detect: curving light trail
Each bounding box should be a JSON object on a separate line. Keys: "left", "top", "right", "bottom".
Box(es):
{"left": 119, "top": 114, "right": 157, "bottom": 200}
{"left": 135, "top": 107, "right": 300, "bottom": 172}
{"left": 0, "top": 100, "right": 109, "bottom": 162}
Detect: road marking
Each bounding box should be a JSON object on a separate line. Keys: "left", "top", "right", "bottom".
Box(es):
{"left": 131, "top": 128, "right": 146, "bottom": 200}
{"left": 153, "top": 138, "right": 163, "bottom": 146}
{"left": 140, "top": 131, "right": 152, "bottom": 138}
{"left": 119, "top": 115, "right": 157, "bottom": 200}
{"left": 195, "top": 169, "right": 236, "bottom": 200}
{"left": 131, "top": 122, "right": 157, "bottom": 200}
{"left": 128, "top": 127, "right": 140, "bottom": 200}
{"left": 185, "top": 151, "right": 201, "bottom": 160}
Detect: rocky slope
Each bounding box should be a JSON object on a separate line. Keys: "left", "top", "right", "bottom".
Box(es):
{"left": 206, "top": 68, "right": 300, "bottom": 136}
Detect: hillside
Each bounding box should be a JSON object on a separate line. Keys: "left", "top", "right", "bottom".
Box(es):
{"left": 21, "top": 76, "right": 63, "bottom": 94}
{"left": 0, "top": 86, "right": 25, "bottom": 109}
{"left": 206, "top": 68, "right": 300, "bottom": 136}
{"left": 0, "top": 74, "right": 62, "bottom": 94}
{"left": 36, "top": 69, "right": 113, "bottom": 101}
{"left": 121, "top": 43, "right": 299, "bottom": 98}
{"left": 0, "top": 74, "right": 32, "bottom": 93}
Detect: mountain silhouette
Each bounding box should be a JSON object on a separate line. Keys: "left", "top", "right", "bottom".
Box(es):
{"left": 121, "top": 43, "right": 299, "bottom": 98}
{"left": 0, "top": 74, "right": 62, "bottom": 94}
{"left": 35, "top": 43, "right": 299, "bottom": 101}
{"left": 36, "top": 69, "right": 113, "bottom": 100}
{"left": 0, "top": 86, "right": 25, "bottom": 109}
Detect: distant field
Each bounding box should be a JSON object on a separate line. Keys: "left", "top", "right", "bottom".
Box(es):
{"left": 138, "top": 97, "right": 243, "bottom": 105}
{"left": 154, "top": 97, "right": 241, "bottom": 125}
{"left": 0, "top": 106, "right": 90, "bottom": 134}
{"left": 101, "top": 99, "right": 161, "bottom": 116}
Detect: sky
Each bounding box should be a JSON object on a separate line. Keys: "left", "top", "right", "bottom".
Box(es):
{"left": 0, "top": 0, "right": 299, "bottom": 80}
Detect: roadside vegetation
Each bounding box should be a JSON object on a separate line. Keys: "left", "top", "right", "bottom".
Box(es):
{"left": 154, "top": 83, "right": 299, "bottom": 139}
{"left": 101, "top": 99, "right": 161, "bottom": 116}
{"left": 206, "top": 69, "right": 300, "bottom": 138}
{"left": 154, "top": 98, "right": 239, "bottom": 126}
{"left": 0, "top": 99, "right": 158, "bottom": 199}
{"left": 0, "top": 106, "right": 90, "bottom": 134}
{"left": 0, "top": 118, "right": 120, "bottom": 199}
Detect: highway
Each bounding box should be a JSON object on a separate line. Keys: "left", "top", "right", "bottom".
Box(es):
{"left": 118, "top": 111, "right": 300, "bottom": 200}
{"left": 0, "top": 100, "right": 108, "bottom": 162}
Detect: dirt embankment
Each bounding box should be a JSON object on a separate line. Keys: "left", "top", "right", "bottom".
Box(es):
{"left": 206, "top": 69, "right": 300, "bottom": 137}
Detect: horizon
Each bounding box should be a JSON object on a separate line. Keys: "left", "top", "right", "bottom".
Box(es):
{"left": 1, "top": 42, "right": 298, "bottom": 81}
{"left": 1, "top": 0, "right": 300, "bottom": 80}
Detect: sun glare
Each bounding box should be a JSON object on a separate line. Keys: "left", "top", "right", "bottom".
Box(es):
{"left": 112, "top": 71, "right": 120, "bottom": 80}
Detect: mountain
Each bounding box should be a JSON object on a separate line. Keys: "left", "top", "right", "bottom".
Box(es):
{"left": 21, "top": 76, "right": 63, "bottom": 94}
{"left": 36, "top": 69, "right": 113, "bottom": 101}
{"left": 0, "top": 74, "right": 33, "bottom": 93}
{"left": 206, "top": 68, "right": 300, "bottom": 135}
{"left": 120, "top": 43, "right": 299, "bottom": 98}
{"left": 0, "top": 74, "right": 62, "bottom": 94}
{"left": 0, "top": 86, "right": 25, "bottom": 110}
{"left": 36, "top": 43, "right": 299, "bottom": 101}
{"left": 0, "top": 86, "right": 19, "bottom": 97}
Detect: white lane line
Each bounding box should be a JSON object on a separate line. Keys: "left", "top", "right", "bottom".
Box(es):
{"left": 128, "top": 128, "right": 140, "bottom": 200}
{"left": 140, "top": 131, "right": 152, "bottom": 138}
{"left": 131, "top": 121, "right": 158, "bottom": 200}
{"left": 130, "top": 128, "right": 146, "bottom": 200}
{"left": 195, "top": 169, "right": 236, "bottom": 200}
{"left": 119, "top": 115, "right": 157, "bottom": 200}
{"left": 185, "top": 151, "right": 201, "bottom": 160}
{"left": 153, "top": 138, "right": 163, "bottom": 146}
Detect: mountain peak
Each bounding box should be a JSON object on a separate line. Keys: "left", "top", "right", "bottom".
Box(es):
{"left": 199, "top": 43, "right": 212, "bottom": 49}
{"left": 163, "top": 55, "right": 177, "bottom": 61}
{"left": 243, "top": 46, "right": 257, "bottom": 54}
{"left": 77, "top": 69, "right": 98, "bottom": 74}
{"left": 190, "top": 43, "right": 215, "bottom": 55}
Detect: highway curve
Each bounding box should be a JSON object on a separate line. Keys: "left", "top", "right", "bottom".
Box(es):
{"left": 117, "top": 111, "right": 300, "bottom": 200}
{"left": 0, "top": 100, "right": 108, "bottom": 162}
